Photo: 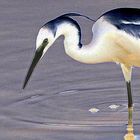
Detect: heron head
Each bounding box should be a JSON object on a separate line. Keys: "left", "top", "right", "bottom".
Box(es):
{"left": 22, "top": 15, "right": 81, "bottom": 89}
{"left": 36, "top": 27, "right": 56, "bottom": 55}
{"left": 22, "top": 26, "right": 56, "bottom": 89}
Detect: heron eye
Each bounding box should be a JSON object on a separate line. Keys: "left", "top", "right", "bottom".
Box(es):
{"left": 43, "top": 38, "right": 48, "bottom": 44}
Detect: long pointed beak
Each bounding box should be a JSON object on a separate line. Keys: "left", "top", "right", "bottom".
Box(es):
{"left": 23, "top": 43, "right": 47, "bottom": 89}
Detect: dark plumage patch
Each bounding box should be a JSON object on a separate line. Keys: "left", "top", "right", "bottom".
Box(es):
{"left": 43, "top": 16, "right": 82, "bottom": 48}
{"left": 44, "top": 20, "right": 57, "bottom": 37}
{"left": 103, "top": 8, "right": 140, "bottom": 38}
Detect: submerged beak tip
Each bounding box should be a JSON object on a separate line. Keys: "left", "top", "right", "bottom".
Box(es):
{"left": 22, "top": 85, "right": 25, "bottom": 90}
{"left": 22, "top": 81, "right": 27, "bottom": 90}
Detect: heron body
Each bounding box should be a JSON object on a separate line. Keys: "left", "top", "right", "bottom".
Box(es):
{"left": 23, "top": 8, "right": 140, "bottom": 130}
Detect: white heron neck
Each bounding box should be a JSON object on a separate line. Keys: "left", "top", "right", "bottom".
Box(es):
{"left": 55, "top": 21, "right": 109, "bottom": 64}
{"left": 55, "top": 22, "right": 98, "bottom": 64}
{"left": 56, "top": 22, "right": 81, "bottom": 47}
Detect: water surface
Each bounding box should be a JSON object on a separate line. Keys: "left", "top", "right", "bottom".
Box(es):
{"left": 0, "top": 0, "right": 140, "bottom": 139}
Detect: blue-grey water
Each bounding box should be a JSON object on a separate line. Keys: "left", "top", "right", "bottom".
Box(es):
{"left": 0, "top": 0, "right": 140, "bottom": 139}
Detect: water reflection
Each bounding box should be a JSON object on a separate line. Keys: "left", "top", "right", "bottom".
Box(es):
{"left": 124, "top": 107, "right": 139, "bottom": 140}
{"left": 135, "top": 135, "right": 140, "bottom": 140}
{"left": 124, "top": 124, "right": 135, "bottom": 140}
{"left": 2, "top": 89, "right": 140, "bottom": 140}
{"left": 124, "top": 127, "right": 140, "bottom": 140}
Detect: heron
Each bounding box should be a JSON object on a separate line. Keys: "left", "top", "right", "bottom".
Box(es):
{"left": 23, "top": 8, "right": 140, "bottom": 132}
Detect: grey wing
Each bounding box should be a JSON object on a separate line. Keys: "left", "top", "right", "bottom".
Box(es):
{"left": 103, "top": 8, "right": 140, "bottom": 39}
{"left": 116, "top": 23, "right": 140, "bottom": 38}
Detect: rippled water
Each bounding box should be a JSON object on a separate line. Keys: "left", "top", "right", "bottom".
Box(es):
{"left": 1, "top": 0, "right": 140, "bottom": 139}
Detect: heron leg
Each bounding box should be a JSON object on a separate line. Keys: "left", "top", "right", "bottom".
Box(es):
{"left": 121, "top": 64, "right": 133, "bottom": 132}
{"left": 126, "top": 81, "right": 133, "bottom": 133}
{"left": 126, "top": 82, "right": 133, "bottom": 108}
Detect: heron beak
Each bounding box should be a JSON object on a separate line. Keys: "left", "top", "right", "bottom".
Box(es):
{"left": 22, "top": 42, "right": 48, "bottom": 89}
